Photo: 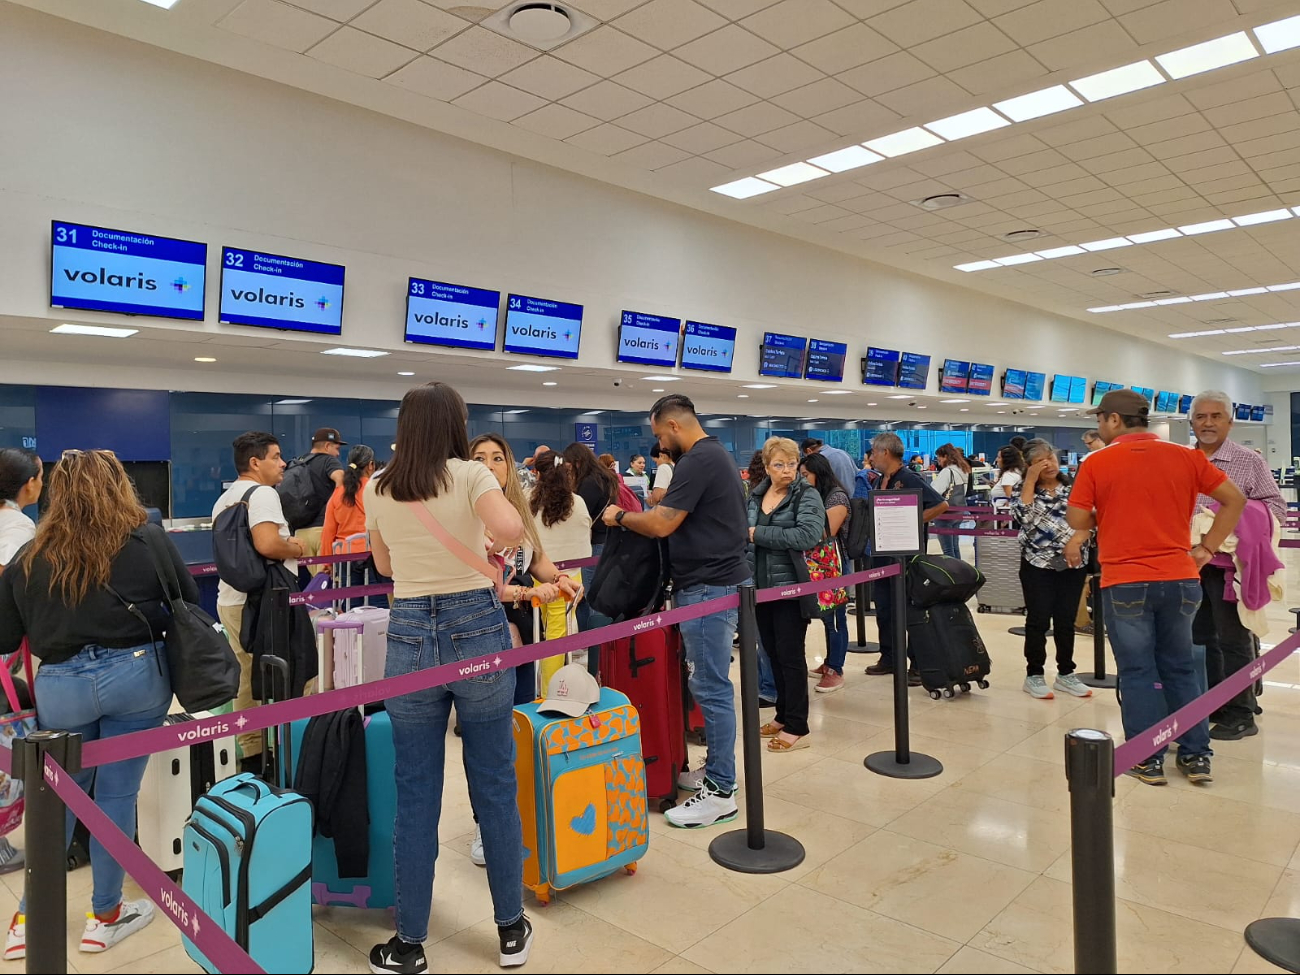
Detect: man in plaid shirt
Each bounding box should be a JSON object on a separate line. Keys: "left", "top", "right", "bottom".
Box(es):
{"left": 1190, "top": 390, "right": 1286, "bottom": 741}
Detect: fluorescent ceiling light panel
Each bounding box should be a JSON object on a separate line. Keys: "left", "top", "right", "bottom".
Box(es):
{"left": 1223, "top": 326, "right": 1257, "bottom": 333}
{"left": 137, "top": 0, "right": 182, "bottom": 7}
{"left": 321, "top": 347, "right": 388, "bottom": 358}
{"left": 1154, "top": 297, "right": 1192, "bottom": 305}
{"left": 1117, "top": 301, "right": 1155, "bottom": 309}
{"left": 887, "top": 394, "right": 911, "bottom": 399}
{"left": 275, "top": 399, "right": 312, "bottom": 405}
{"left": 923, "top": 107, "right": 1009, "bottom": 141}
{"left": 940, "top": 398, "right": 970, "bottom": 403}
{"left": 1253, "top": 14, "right": 1300, "bottom": 54}
{"left": 1168, "top": 330, "right": 1224, "bottom": 338}
{"left": 756, "top": 162, "right": 828, "bottom": 187}
{"left": 1191, "top": 292, "right": 1230, "bottom": 301}
{"left": 1227, "top": 287, "right": 1269, "bottom": 296}
{"left": 194, "top": 356, "right": 217, "bottom": 363}
{"left": 1255, "top": 323, "right": 1296, "bottom": 330}
{"left": 1036, "top": 245, "right": 1086, "bottom": 259}
{"left": 640, "top": 375, "right": 680, "bottom": 381}
{"left": 993, "top": 85, "right": 1082, "bottom": 122}
{"left": 1087, "top": 305, "right": 1124, "bottom": 313}
{"left": 1068, "top": 60, "right": 1165, "bottom": 102}
{"left": 994, "top": 253, "right": 1042, "bottom": 266}
{"left": 807, "top": 145, "right": 882, "bottom": 172}
{"left": 50, "top": 323, "right": 138, "bottom": 337}
{"left": 954, "top": 260, "right": 999, "bottom": 272}
{"left": 1178, "top": 218, "right": 1234, "bottom": 235}
{"left": 506, "top": 363, "right": 559, "bottom": 372}
{"left": 503, "top": 409, "right": 529, "bottom": 414}
{"left": 1156, "top": 32, "right": 1258, "bottom": 80}
{"left": 1080, "top": 237, "right": 1132, "bottom": 252}
{"left": 542, "top": 381, "right": 558, "bottom": 386}
{"left": 825, "top": 390, "right": 854, "bottom": 394}
{"left": 711, "top": 176, "right": 779, "bottom": 199}
{"left": 1269, "top": 282, "right": 1300, "bottom": 292}
{"left": 863, "top": 127, "right": 944, "bottom": 158}
{"left": 1127, "top": 228, "right": 1181, "bottom": 243}
{"left": 1233, "top": 209, "right": 1291, "bottom": 226}
{"left": 1261, "top": 362, "right": 1300, "bottom": 367}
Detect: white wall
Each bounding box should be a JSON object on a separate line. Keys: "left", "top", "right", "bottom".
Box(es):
{"left": 0, "top": 4, "right": 1266, "bottom": 409}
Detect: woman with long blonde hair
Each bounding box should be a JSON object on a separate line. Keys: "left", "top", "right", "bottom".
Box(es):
{"left": 0, "top": 449, "right": 198, "bottom": 960}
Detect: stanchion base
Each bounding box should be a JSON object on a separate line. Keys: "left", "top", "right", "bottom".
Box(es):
{"left": 708, "top": 829, "right": 805, "bottom": 874}
{"left": 864, "top": 750, "right": 943, "bottom": 779}
{"left": 1080, "top": 673, "right": 1118, "bottom": 689}
{"left": 1245, "top": 917, "right": 1300, "bottom": 973}
{"left": 847, "top": 642, "right": 880, "bottom": 653}
{"left": 1008, "top": 626, "right": 1051, "bottom": 637}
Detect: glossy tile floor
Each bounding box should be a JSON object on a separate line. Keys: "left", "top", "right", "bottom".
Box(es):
{"left": 10, "top": 539, "right": 1300, "bottom": 974}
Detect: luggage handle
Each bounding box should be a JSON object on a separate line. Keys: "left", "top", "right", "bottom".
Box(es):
{"left": 627, "top": 636, "right": 654, "bottom": 679}
{"left": 259, "top": 655, "right": 293, "bottom": 789}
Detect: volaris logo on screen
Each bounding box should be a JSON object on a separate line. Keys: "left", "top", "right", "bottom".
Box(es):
{"left": 60, "top": 267, "right": 159, "bottom": 291}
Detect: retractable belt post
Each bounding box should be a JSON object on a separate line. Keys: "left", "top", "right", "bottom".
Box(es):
{"left": 850, "top": 557, "right": 879, "bottom": 653}
{"left": 1080, "top": 574, "right": 1117, "bottom": 690}
{"left": 709, "top": 582, "right": 805, "bottom": 874}
{"left": 1065, "top": 729, "right": 1117, "bottom": 975}
{"left": 15, "top": 729, "right": 83, "bottom": 975}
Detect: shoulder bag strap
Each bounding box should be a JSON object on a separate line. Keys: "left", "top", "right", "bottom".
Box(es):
{"left": 405, "top": 501, "right": 505, "bottom": 595}
{"left": 136, "top": 526, "right": 184, "bottom": 609}
{"left": 0, "top": 642, "right": 32, "bottom": 714}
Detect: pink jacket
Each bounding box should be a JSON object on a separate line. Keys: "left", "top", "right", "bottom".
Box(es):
{"left": 1195, "top": 499, "right": 1284, "bottom": 627}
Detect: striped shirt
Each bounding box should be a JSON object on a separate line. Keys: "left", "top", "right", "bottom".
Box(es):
{"left": 1196, "top": 439, "right": 1286, "bottom": 526}
{"left": 1012, "top": 483, "right": 1090, "bottom": 570}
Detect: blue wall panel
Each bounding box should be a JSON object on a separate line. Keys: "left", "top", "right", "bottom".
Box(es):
{"left": 35, "top": 386, "right": 170, "bottom": 460}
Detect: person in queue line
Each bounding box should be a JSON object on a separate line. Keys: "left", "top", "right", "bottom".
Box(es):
{"left": 1066, "top": 389, "right": 1246, "bottom": 787}
{"left": 993, "top": 445, "right": 1025, "bottom": 507}
{"left": 648, "top": 444, "right": 673, "bottom": 506}
{"left": 800, "top": 452, "right": 852, "bottom": 695}
{"left": 0, "top": 450, "right": 199, "bottom": 959}
{"left": 1190, "top": 390, "right": 1287, "bottom": 741}
{"left": 516, "top": 444, "right": 550, "bottom": 493}
{"left": 864, "top": 433, "right": 948, "bottom": 683}
{"left": 800, "top": 438, "right": 857, "bottom": 497}
{"left": 932, "top": 443, "right": 971, "bottom": 561}
{"left": 290, "top": 428, "right": 347, "bottom": 571}
{"left": 1012, "top": 440, "right": 1093, "bottom": 701}
{"left": 601, "top": 394, "right": 750, "bottom": 828}
{"left": 529, "top": 449, "right": 592, "bottom": 684}
{"left": 598, "top": 452, "right": 619, "bottom": 476}
{"left": 212, "top": 432, "right": 306, "bottom": 764}
{"left": 365, "top": 383, "right": 533, "bottom": 973}
{"left": 567, "top": 444, "right": 619, "bottom": 560}
{"left": 320, "top": 443, "right": 376, "bottom": 555}
{"left": 1079, "top": 429, "right": 1104, "bottom": 460}
{"left": 740, "top": 450, "right": 779, "bottom": 706}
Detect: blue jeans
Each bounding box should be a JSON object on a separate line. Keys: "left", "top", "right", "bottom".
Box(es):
{"left": 822, "top": 602, "right": 849, "bottom": 675}
{"left": 21, "top": 643, "right": 170, "bottom": 915}
{"left": 756, "top": 633, "right": 777, "bottom": 701}
{"left": 939, "top": 532, "right": 961, "bottom": 561}
{"left": 676, "top": 582, "right": 745, "bottom": 793}
{"left": 385, "top": 590, "right": 522, "bottom": 942}
{"left": 1103, "top": 580, "right": 1212, "bottom": 760}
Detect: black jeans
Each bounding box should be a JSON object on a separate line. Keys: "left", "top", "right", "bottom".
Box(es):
{"left": 757, "top": 600, "right": 811, "bottom": 737}
{"left": 1192, "top": 564, "right": 1257, "bottom": 724}
{"left": 1019, "top": 561, "right": 1087, "bottom": 677}
{"left": 873, "top": 570, "right": 914, "bottom": 670}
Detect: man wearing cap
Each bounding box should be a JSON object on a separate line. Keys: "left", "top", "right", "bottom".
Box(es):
{"left": 1065, "top": 389, "right": 1245, "bottom": 786}
{"left": 290, "top": 427, "right": 347, "bottom": 568}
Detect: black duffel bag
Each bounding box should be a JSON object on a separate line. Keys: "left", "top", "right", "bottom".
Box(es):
{"left": 907, "top": 554, "right": 985, "bottom": 608}
{"left": 585, "top": 527, "right": 668, "bottom": 623}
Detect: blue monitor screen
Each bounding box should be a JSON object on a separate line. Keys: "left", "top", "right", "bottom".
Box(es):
{"left": 617, "top": 311, "right": 680, "bottom": 368}
{"left": 1236, "top": 403, "right": 1251, "bottom": 420}
{"left": 1051, "top": 374, "right": 1072, "bottom": 403}
{"left": 1130, "top": 386, "right": 1155, "bottom": 405}
{"left": 680, "top": 321, "right": 735, "bottom": 373}
{"left": 1179, "top": 394, "right": 1194, "bottom": 414}
{"left": 1092, "top": 381, "right": 1117, "bottom": 405}
{"left": 939, "top": 359, "right": 971, "bottom": 394}
{"left": 805, "top": 339, "right": 847, "bottom": 382}
{"left": 1024, "top": 371, "right": 1046, "bottom": 401}
{"left": 1252, "top": 405, "right": 1266, "bottom": 421}
{"left": 1002, "top": 369, "right": 1026, "bottom": 400}
{"left": 503, "top": 293, "right": 583, "bottom": 359}
{"left": 220, "top": 248, "right": 345, "bottom": 334}
{"left": 759, "top": 332, "right": 807, "bottom": 379}
{"left": 968, "top": 363, "right": 994, "bottom": 396}
{"left": 1069, "top": 376, "right": 1086, "bottom": 404}
{"left": 404, "top": 278, "right": 499, "bottom": 350}
{"left": 899, "top": 352, "right": 931, "bottom": 390}
{"left": 51, "top": 220, "right": 206, "bottom": 321}
{"left": 864, "top": 347, "right": 900, "bottom": 386}
{"left": 1155, "top": 391, "right": 1176, "bottom": 412}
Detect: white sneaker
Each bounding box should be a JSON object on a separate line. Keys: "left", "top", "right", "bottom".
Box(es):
{"left": 5, "top": 913, "right": 24, "bottom": 961}
{"left": 677, "top": 766, "right": 706, "bottom": 792}
{"left": 80, "top": 899, "right": 155, "bottom": 953}
{"left": 1023, "top": 675, "right": 1054, "bottom": 699}
{"left": 664, "top": 778, "right": 738, "bottom": 829}
{"left": 470, "top": 824, "right": 486, "bottom": 867}
{"left": 1053, "top": 673, "right": 1093, "bottom": 698}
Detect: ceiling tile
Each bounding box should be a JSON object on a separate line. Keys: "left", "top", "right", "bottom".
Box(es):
{"left": 1026, "top": 19, "right": 1138, "bottom": 72}
{"left": 867, "top": 0, "right": 984, "bottom": 48}
{"left": 997, "top": 147, "right": 1071, "bottom": 174}
{"left": 1036, "top": 114, "right": 1120, "bottom": 147}
{"left": 757, "top": 118, "right": 837, "bottom": 152}
{"left": 662, "top": 120, "right": 742, "bottom": 152}
{"left": 726, "top": 54, "right": 824, "bottom": 97}
{"left": 791, "top": 24, "right": 898, "bottom": 75}
{"left": 1179, "top": 159, "right": 1252, "bottom": 184}
{"left": 611, "top": 139, "right": 694, "bottom": 169}
{"left": 284, "top": 0, "right": 373, "bottom": 19}
{"left": 1185, "top": 69, "right": 1282, "bottom": 112}
{"left": 705, "top": 138, "right": 785, "bottom": 167}
{"left": 763, "top": 193, "right": 823, "bottom": 214}
{"left": 512, "top": 103, "right": 602, "bottom": 139}
{"left": 838, "top": 51, "right": 935, "bottom": 97}
{"left": 617, "top": 102, "right": 701, "bottom": 137}
{"left": 561, "top": 80, "right": 655, "bottom": 119}
{"left": 968, "top": 132, "right": 1049, "bottom": 162}
{"left": 1064, "top": 132, "right": 1139, "bottom": 160}
{"left": 913, "top": 22, "right": 1019, "bottom": 73}
{"left": 819, "top": 212, "right": 877, "bottom": 232}
{"left": 564, "top": 0, "right": 652, "bottom": 18}
{"left": 666, "top": 78, "right": 760, "bottom": 117}
{"left": 385, "top": 55, "right": 486, "bottom": 100}
{"left": 876, "top": 75, "right": 970, "bottom": 116}
{"left": 1163, "top": 145, "right": 1238, "bottom": 172}
{"left": 452, "top": 80, "right": 548, "bottom": 121}
{"left": 1238, "top": 128, "right": 1300, "bottom": 158}
{"left": 353, "top": 0, "right": 467, "bottom": 51}
{"left": 741, "top": 0, "right": 854, "bottom": 47}
{"left": 500, "top": 56, "right": 600, "bottom": 100}
{"left": 1144, "top": 130, "right": 1228, "bottom": 161}
{"left": 555, "top": 27, "right": 660, "bottom": 76}
{"left": 993, "top": 0, "right": 1109, "bottom": 46}
{"left": 1079, "top": 146, "right": 1156, "bottom": 174}
{"left": 432, "top": 26, "right": 536, "bottom": 76}
{"left": 806, "top": 181, "right": 872, "bottom": 202}
{"left": 308, "top": 26, "right": 416, "bottom": 78}
{"left": 813, "top": 98, "right": 901, "bottom": 136}
{"left": 565, "top": 122, "right": 649, "bottom": 154}
{"left": 1203, "top": 92, "right": 1296, "bottom": 129}
{"left": 614, "top": 0, "right": 728, "bottom": 50}
{"left": 656, "top": 155, "right": 733, "bottom": 179}
{"left": 947, "top": 49, "right": 1047, "bottom": 95}
{"left": 615, "top": 55, "right": 713, "bottom": 100}
{"left": 675, "top": 25, "right": 781, "bottom": 74}
{"left": 771, "top": 77, "right": 861, "bottom": 116}
{"left": 1127, "top": 112, "right": 1212, "bottom": 146}
{"left": 714, "top": 99, "right": 801, "bottom": 135}
{"left": 217, "top": 0, "right": 337, "bottom": 53}
{"left": 1104, "top": 93, "right": 1197, "bottom": 131}
{"left": 967, "top": 0, "right": 1038, "bottom": 16}
{"left": 694, "top": 0, "right": 783, "bottom": 16}
{"left": 910, "top": 149, "right": 989, "bottom": 177}
{"left": 1118, "top": 0, "right": 1239, "bottom": 45}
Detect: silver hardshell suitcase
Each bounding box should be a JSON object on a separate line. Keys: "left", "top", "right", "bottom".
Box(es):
{"left": 974, "top": 534, "right": 1026, "bottom": 614}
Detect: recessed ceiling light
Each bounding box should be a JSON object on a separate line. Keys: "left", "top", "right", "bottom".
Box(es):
{"left": 923, "top": 107, "right": 1009, "bottom": 141}
{"left": 916, "top": 405, "right": 927, "bottom": 409}
{"left": 542, "top": 381, "right": 558, "bottom": 386}
{"left": 51, "top": 323, "right": 138, "bottom": 338}
{"left": 651, "top": 388, "right": 665, "bottom": 392}
{"left": 580, "top": 410, "right": 606, "bottom": 416}
{"left": 887, "top": 394, "right": 911, "bottom": 399}
{"left": 194, "top": 356, "right": 217, "bottom": 363}
{"left": 993, "top": 85, "right": 1082, "bottom": 121}
{"left": 1233, "top": 209, "right": 1292, "bottom": 226}
{"left": 807, "top": 145, "right": 883, "bottom": 172}
{"left": 504, "top": 409, "right": 529, "bottom": 414}
{"left": 1068, "top": 60, "right": 1165, "bottom": 102}
{"left": 994, "top": 253, "right": 1042, "bottom": 266}
{"left": 321, "top": 347, "right": 388, "bottom": 358}
{"left": 743, "top": 383, "right": 778, "bottom": 389}
{"left": 1087, "top": 305, "right": 1124, "bottom": 313}
{"left": 1156, "top": 31, "right": 1258, "bottom": 79}
{"left": 863, "top": 127, "right": 944, "bottom": 158}
{"left": 1261, "top": 361, "right": 1300, "bottom": 367}
{"left": 1080, "top": 237, "right": 1132, "bottom": 252}
{"left": 940, "top": 399, "right": 969, "bottom": 403}
{"left": 1178, "top": 218, "right": 1234, "bottom": 235}
{"left": 737, "top": 394, "right": 749, "bottom": 398}
{"left": 641, "top": 375, "right": 680, "bottom": 381}
{"left": 959, "top": 408, "right": 969, "bottom": 412}
{"left": 757, "top": 162, "right": 829, "bottom": 186}
{"left": 507, "top": 363, "right": 560, "bottom": 372}
{"left": 137, "top": 0, "right": 182, "bottom": 7}
{"left": 867, "top": 402, "right": 877, "bottom": 406}
{"left": 711, "top": 176, "right": 779, "bottom": 199}
{"left": 987, "top": 403, "right": 1007, "bottom": 407}
{"left": 825, "top": 390, "right": 853, "bottom": 395}
{"left": 1127, "top": 228, "right": 1181, "bottom": 243}
{"left": 1169, "top": 329, "right": 1225, "bottom": 338}
{"left": 1036, "top": 245, "right": 1086, "bottom": 259}
{"left": 1091, "top": 267, "right": 1125, "bottom": 276}
{"left": 954, "top": 260, "right": 999, "bottom": 272}
{"left": 807, "top": 399, "right": 819, "bottom": 403}
{"left": 1255, "top": 14, "right": 1300, "bottom": 53}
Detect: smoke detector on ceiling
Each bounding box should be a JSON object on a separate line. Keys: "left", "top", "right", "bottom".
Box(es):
{"left": 913, "top": 193, "right": 970, "bottom": 211}
{"left": 484, "top": 2, "right": 597, "bottom": 50}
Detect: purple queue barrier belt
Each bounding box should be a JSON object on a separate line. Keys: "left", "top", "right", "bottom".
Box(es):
{"left": 41, "top": 755, "right": 265, "bottom": 974}
{"left": 929, "top": 528, "right": 1019, "bottom": 537}
{"left": 1111, "top": 629, "right": 1300, "bottom": 774}
{"left": 188, "top": 550, "right": 371, "bottom": 578}
{"left": 290, "top": 582, "right": 393, "bottom": 607}
{"left": 756, "top": 563, "right": 899, "bottom": 604}
{"left": 1282, "top": 539, "right": 1300, "bottom": 548}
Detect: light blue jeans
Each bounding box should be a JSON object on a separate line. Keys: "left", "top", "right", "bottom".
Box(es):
{"left": 385, "top": 590, "right": 522, "bottom": 942}
{"left": 822, "top": 602, "right": 850, "bottom": 675}
{"left": 676, "top": 582, "right": 746, "bottom": 793}
{"left": 21, "top": 642, "right": 170, "bottom": 915}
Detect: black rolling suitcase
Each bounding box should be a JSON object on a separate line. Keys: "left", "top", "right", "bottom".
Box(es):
{"left": 908, "top": 602, "right": 991, "bottom": 700}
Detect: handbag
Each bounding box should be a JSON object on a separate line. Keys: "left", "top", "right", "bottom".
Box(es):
{"left": 0, "top": 643, "right": 37, "bottom": 837}
{"left": 805, "top": 535, "right": 848, "bottom": 613}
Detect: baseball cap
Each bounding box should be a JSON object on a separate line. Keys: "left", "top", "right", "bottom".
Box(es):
{"left": 538, "top": 663, "right": 601, "bottom": 717}
{"left": 1086, "top": 388, "right": 1150, "bottom": 418}
{"left": 312, "top": 427, "right": 348, "bottom": 446}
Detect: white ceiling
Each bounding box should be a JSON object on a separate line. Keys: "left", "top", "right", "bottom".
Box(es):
{"left": 13, "top": 0, "right": 1300, "bottom": 374}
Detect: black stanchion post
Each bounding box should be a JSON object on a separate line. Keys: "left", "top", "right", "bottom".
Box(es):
{"left": 1081, "top": 574, "right": 1117, "bottom": 690}
{"left": 865, "top": 560, "right": 942, "bottom": 779}
{"left": 850, "top": 558, "right": 879, "bottom": 653}
{"left": 1245, "top": 918, "right": 1300, "bottom": 972}
{"left": 709, "top": 583, "right": 805, "bottom": 874}
{"left": 15, "top": 729, "right": 82, "bottom": 975}
{"left": 1065, "top": 729, "right": 1117, "bottom": 975}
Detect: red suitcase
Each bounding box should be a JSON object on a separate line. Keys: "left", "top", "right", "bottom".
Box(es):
{"left": 599, "top": 627, "right": 688, "bottom": 812}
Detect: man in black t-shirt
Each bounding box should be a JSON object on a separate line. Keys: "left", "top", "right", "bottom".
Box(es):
{"left": 602, "top": 394, "right": 749, "bottom": 829}
{"left": 291, "top": 427, "right": 346, "bottom": 569}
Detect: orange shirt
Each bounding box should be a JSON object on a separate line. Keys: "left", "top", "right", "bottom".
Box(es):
{"left": 1068, "top": 433, "right": 1227, "bottom": 587}
{"left": 320, "top": 478, "right": 369, "bottom": 554}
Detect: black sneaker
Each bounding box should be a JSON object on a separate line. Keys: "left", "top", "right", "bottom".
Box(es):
{"left": 1176, "top": 753, "right": 1213, "bottom": 784}
{"left": 370, "top": 936, "right": 427, "bottom": 974}
{"left": 907, "top": 669, "right": 922, "bottom": 687}
{"left": 1126, "top": 758, "right": 1166, "bottom": 786}
{"left": 1209, "top": 719, "right": 1258, "bottom": 741}
{"left": 865, "top": 662, "right": 892, "bottom": 676}
{"left": 498, "top": 916, "right": 533, "bottom": 968}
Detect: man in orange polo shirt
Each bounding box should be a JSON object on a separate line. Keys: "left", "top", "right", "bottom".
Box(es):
{"left": 1065, "top": 389, "right": 1245, "bottom": 786}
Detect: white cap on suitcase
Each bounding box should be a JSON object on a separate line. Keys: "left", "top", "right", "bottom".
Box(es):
{"left": 538, "top": 664, "right": 601, "bottom": 717}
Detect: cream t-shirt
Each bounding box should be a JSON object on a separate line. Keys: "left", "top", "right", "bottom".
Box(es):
{"left": 534, "top": 494, "right": 593, "bottom": 564}
{"left": 365, "top": 459, "right": 503, "bottom": 599}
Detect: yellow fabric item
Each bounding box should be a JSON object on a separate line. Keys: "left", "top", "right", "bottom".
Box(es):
{"left": 538, "top": 570, "right": 581, "bottom": 688}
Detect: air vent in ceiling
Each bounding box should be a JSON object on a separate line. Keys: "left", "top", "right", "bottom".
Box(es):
{"left": 913, "top": 193, "right": 970, "bottom": 211}
{"left": 483, "top": 2, "right": 597, "bottom": 50}
{"left": 1001, "top": 229, "right": 1042, "bottom": 243}
{"left": 1137, "top": 290, "right": 1179, "bottom": 299}
{"left": 1202, "top": 318, "right": 1237, "bottom": 325}
{"left": 1091, "top": 267, "right": 1124, "bottom": 276}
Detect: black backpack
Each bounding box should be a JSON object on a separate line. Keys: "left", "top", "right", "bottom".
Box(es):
{"left": 907, "top": 554, "right": 985, "bottom": 608}
{"left": 277, "top": 454, "right": 325, "bottom": 531}
{"left": 585, "top": 527, "right": 668, "bottom": 622}
{"left": 845, "top": 496, "right": 872, "bottom": 562}
{"left": 213, "top": 484, "right": 271, "bottom": 593}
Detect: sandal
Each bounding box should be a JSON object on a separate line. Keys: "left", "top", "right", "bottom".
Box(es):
{"left": 767, "top": 735, "right": 810, "bottom": 752}
{"left": 759, "top": 721, "right": 784, "bottom": 738}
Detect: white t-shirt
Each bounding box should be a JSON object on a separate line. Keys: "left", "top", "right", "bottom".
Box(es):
{"left": 212, "top": 479, "right": 297, "bottom": 607}
{"left": 0, "top": 501, "right": 35, "bottom": 565}
{"left": 534, "top": 494, "right": 593, "bottom": 565}
{"left": 994, "top": 470, "right": 1023, "bottom": 506}
{"left": 652, "top": 462, "right": 673, "bottom": 494}
{"left": 932, "top": 465, "right": 962, "bottom": 499}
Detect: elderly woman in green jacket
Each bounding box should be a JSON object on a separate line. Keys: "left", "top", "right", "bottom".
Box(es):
{"left": 747, "top": 437, "right": 826, "bottom": 752}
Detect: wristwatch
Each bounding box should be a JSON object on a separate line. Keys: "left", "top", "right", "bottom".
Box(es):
{"left": 615, "top": 509, "right": 627, "bottom": 525}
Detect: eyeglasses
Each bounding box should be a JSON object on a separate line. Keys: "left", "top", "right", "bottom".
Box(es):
{"left": 768, "top": 462, "right": 797, "bottom": 472}
{"left": 60, "top": 448, "right": 115, "bottom": 460}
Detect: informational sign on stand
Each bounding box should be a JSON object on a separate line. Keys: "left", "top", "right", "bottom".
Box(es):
{"left": 868, "top": 490, "right": 923, "bottom": 557}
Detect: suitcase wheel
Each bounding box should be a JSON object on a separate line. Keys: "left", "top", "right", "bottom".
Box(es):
{"left": 959, "top": 682, "right": 970, "bottom": 693}
{"left": 942, "top": 687, "right": 956, "bottom": 699}
{"left": 624, "top": 862, "right": 637, "bottom": 876}
{"left": 535, "top": 886, "right": 551, "bottom": 907}
{"left": 977, "top": 680, "right": 990, "bottom": 690}
{"left": 658, "top": 797, "right": 676, "bottom": 813}
{"left": 977, "top": 604, "right": 989, "bottom": 613}
{"left": 928, "top": 690, "right": 942, "bottom": 701}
